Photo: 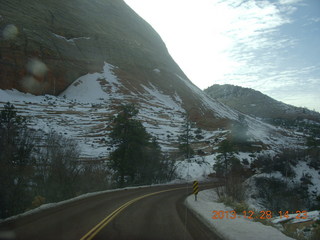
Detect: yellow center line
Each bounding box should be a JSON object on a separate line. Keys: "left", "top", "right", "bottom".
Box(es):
{"left": 80, "top": 187, "right": 186, "bottom": 240}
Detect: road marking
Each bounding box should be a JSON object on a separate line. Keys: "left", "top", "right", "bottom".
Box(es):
{"left": 80, "top": 187, "right": 185, "bottom": 240}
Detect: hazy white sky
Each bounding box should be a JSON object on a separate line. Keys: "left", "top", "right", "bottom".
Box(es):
{"left": 124, "top": 0, "right": 320, "bottom": 112}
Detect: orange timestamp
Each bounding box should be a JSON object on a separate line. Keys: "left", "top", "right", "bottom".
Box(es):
{"left": 212, "top": 210, "right": 308, "bottom": 220}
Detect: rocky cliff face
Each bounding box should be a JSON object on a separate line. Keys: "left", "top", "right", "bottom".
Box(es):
{"left": 0, "top": 0, "right": 235, "bottom": 128}
{"left": 0, "top": 0, "right": 174, "bottom": 94}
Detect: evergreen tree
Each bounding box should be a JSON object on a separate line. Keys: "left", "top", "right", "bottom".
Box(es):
{"left": 178, "top": 113, "right": 194, "bottom": 160}
{"left": 109, "top": 104, "right": 169, "bottom": 186}
{"left": 213, "top": 139, "right": 245, "bottom": 201}
{"left": 194, "top": 128, "right": 204, "bottom": 140}
{"left": 213, "top": 139, "right": 235, "bottom": 178}
{"left": 0, "top": 102, "right": 35, "bottom": 218}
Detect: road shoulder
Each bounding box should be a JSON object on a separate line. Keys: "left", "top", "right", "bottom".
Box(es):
{"left": 185, "top": 189, "right": 294, "bottom": 240}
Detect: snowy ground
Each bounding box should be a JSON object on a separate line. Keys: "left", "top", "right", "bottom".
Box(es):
{"left": 0, "top": 62, "right": 187, "bottom": 159}
{"left": 185, "top": 189, "right": 294, "bottom": 240}
{"left": 272, "top": 210, "right": 320, "bottom": 225}
{"left": 175, "top": 155, "right": 217, "bottom": 181}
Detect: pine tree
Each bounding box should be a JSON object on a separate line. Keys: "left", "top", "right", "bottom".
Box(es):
{"left": 213, "top": 139, "right": 244, "bottom": 201}
{"left": 0, "top": 102, "right": 35, "bottom": 218}
{"left": 194, "top": 127, "right": 204, "bottom": 140}
{"left": 109, "top": 104, "right": 168, "bottom": 186}
{"left": 213, "top": 139, "right": 235, "bottom": 178}
{"left": 178, "top": 113, "right": 194, "bottom": 160}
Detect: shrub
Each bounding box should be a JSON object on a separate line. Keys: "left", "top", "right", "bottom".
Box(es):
{"left": 233, "top": 202, "right": 249, "bottom": 213}
{"left": 252, "top": 152, "right": 296, "bottom": 178}
{"left": 31, "top": 195, "right": 46, "bottom": 208}
{"left": 254, "top": 177, "right": 310, "bottom": 212}
{"left": 311, "top": 222, "right": 320, "bottom": 240}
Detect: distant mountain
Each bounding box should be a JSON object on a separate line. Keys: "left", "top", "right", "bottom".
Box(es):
{"left": 204, "top": 84, "right": 320, "bottom": 134}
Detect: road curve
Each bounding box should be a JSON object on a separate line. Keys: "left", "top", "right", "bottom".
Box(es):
{"left": 0, "top": 183, "right": 222, "bottom": 240}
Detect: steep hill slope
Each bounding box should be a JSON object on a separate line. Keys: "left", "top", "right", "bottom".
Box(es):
{"left": 0, "top": 0, "right": 304, "bottom": 160}
{"left": 0, "top": 0, "right": 235, "bottom": 128}
{"left": 0, "top": 0, "right": 173, "bottom": 94}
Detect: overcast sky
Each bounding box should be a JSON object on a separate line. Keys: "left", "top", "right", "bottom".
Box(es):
{"left": 124, "top": 0, "right": 320, "bottom": 112}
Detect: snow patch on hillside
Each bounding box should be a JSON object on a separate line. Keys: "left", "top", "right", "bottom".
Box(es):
{"left": 60, "top": 73, "right": 106, "bottom": 103}
{"left": 102, "top": 62, "right": 120, "bottom": 93}
{"left": 294, "top": 161, "right": 320, "bottom": 198}
{"left": 0, "top": 89, "right": 45, "bottom": 103}
{"left": 60, "top": 62, "right": 121, "bottom": 103}
{"left": 52, "top": 33, "right": 90, "bottom": 43}
{"left": 142, "top": 83, "right": 183, "bottom": 112}
{"left": 176, "top": 74, "right": 238, "bottom": 120}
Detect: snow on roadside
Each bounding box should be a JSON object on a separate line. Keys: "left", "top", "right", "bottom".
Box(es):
{"left": 272, "top": 211, "right": 320, "bottom": 224}
{"left": 175, "top": 155, "right": 216, "bottom": 181}
{"left": 185, "top": 189, "right": 294, "bottom": 240}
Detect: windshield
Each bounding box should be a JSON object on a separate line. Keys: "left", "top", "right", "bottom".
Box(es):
{"left": 0, "top": 1, "right": 319, "bottom": 240}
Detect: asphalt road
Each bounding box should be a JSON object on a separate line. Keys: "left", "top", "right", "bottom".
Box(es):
{"left": 0, "top": 183, "right": 222, "bottom": 240}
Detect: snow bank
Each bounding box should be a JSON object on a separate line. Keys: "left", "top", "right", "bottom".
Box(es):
{"left": 272, "top": 210, "right": 320, "bottom": 224}
{"left": 175, "top": 155, "right": 216, "bottom": 181}
{"left": 185, "top": 189, "right": 294, "bottom": 240}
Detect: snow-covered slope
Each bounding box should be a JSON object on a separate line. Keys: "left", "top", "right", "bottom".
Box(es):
{"left": 0, "top": 61, "right": 303, "bottom": 161}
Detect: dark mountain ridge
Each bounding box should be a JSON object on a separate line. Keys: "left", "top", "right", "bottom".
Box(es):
{"left": 205, "top": 84, "right": 320, "bottom": 135}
